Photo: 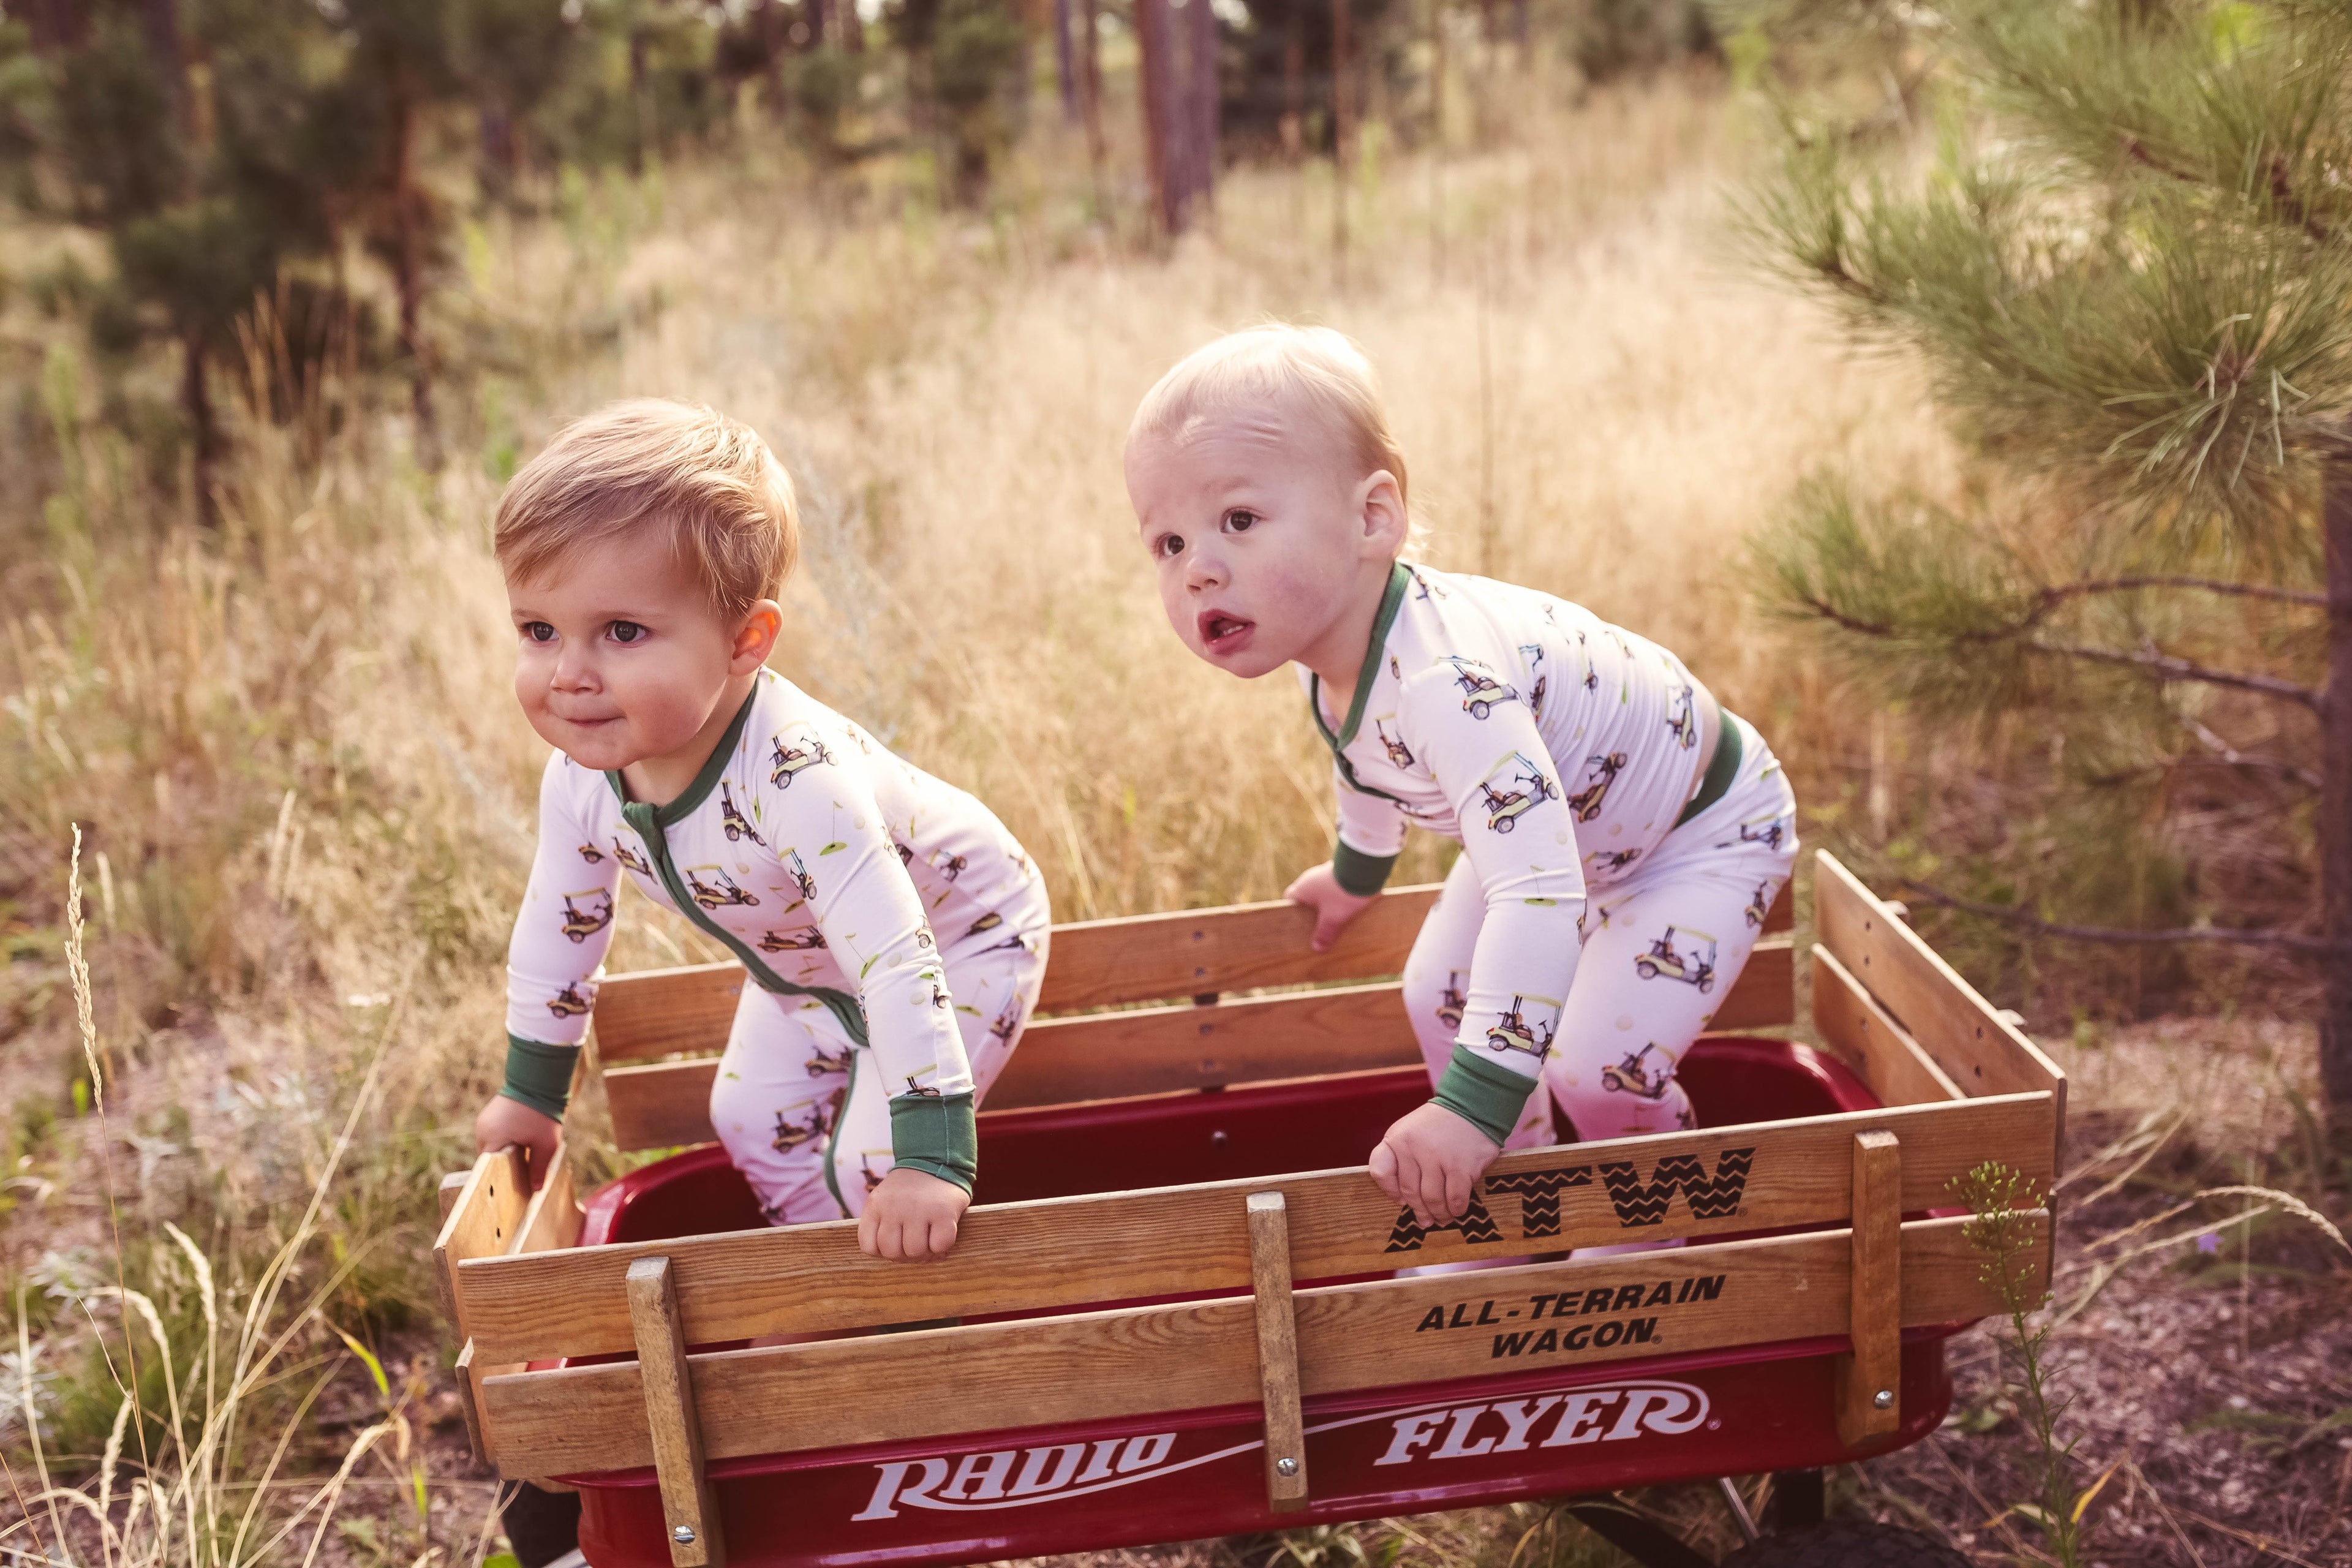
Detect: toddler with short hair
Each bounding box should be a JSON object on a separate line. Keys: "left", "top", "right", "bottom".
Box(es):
{"left": 474, "top": 399, "right": 1049, "bottom": 1261}
{"left": 1124, "top": 326, "right": 1795, "bottom": 1231}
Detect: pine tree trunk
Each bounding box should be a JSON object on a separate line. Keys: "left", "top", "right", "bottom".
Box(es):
{"left": 1079, "top": 0, "right": 1106, "bottom": 205}
{"left": 1187, "top": 0, "right": 1218, "bottom": 223}
{"left": 1280, "top": 7, "right": 1303, "bottom": 161}
{"left": 181, "top": 330, "right": 218, "bottom": 523}
{"left": 1136, "top": 0, "right": 1183, "bottom": 233}
{"left": 390, "top": 70, "right": 437, "bottom": 459}
{"left": 1055, "top": 0, "right": 1078, "bottom": 121}
{"left": 1332, "top": 0, "right": 1352, "bottom": 270}
{"left": 2321, "top": 440, "right": 2352, "bottom": 1134}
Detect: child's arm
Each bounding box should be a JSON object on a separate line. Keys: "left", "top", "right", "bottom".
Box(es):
{"left": 783, "top": 750, "right": 983, "bottom": 1261}
{"left": 1373, "top": 660, "right": 1588, "bottom": 1224}
{"left": 477, "top": 753, "right": 621, "bottom": 1189}
{"left": 1286, "top": 764, "right": 1408, "bottom": 949}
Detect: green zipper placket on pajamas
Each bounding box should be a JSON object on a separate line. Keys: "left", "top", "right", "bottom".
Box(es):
{"left": 606, "top": 685, "right": 870, "bottom": 1214}
{"left": 1309, "top": 560, "right": 1417, "bottom": 809}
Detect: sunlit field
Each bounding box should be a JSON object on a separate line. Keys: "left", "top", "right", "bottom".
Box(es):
{"left": 3, "top": 51, "right": 2332, "bottom": 1568}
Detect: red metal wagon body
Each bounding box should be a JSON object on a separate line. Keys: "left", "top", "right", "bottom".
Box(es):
{"left": 433, "top": 854, "right": 2065, "bottom": 1568}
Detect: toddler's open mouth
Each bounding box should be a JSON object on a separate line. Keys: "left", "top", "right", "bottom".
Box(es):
{"left": 1197, "top": 610, "right": 1256, "bottom": 655}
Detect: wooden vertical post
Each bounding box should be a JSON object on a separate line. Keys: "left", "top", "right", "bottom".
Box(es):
{"left": 628, "top": 1257, "right": 725, "bottom": 1567}
{"left": 1834, "top": 1131, "right": 1903, "bottom": 1447}
{"left": 1246, "top": 1192, "right": 1309, "bottom": 1513}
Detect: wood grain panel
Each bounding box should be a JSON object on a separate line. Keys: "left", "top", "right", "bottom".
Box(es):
{"left": 587, "top": 883, "right": 1798, "bottom": 1068}
{"left": 1814, "top": 853, "right": 2066, "bottom": 1150}
{"left": 458, "top": 1093, "right": 2055, "bottom": 1364}
{"left": 1811, "top": 948, "right": 1963, "bottom": 1107}
{"left": 477, "top": 1211, "right": 2040, "bottom": 1477}
{"left": 598, "top": 936, "right": 1797, "bottom": 1148}
{"left": 1833, "top": 1131, "right": 1902, "bottom": 1447}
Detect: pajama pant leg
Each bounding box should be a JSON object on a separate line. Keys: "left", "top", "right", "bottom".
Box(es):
{"left": 1547, "top": 720, "right": 1796, "bottom": 1142}
{"left": 706, "top": 912, "right": 1051, "bottom": 1224}
{"left": 1398, "top": 718, "right": 1798, "bottom": 1149}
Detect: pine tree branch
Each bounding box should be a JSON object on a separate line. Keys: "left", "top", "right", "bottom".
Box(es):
{"left": 2024, "top": 638, "right": 2323, "bottom": 709}
{"left": 2180, "top": 717, "right": 2323, "bottom": 791}
{"left": 1896, "top": 881, "right": 2345, "bottom": 954}
{"left": 2120, "top": 134, "right": 2333, "bottom": 245}
{"left": 2033, "top": 576, "right": 2326, "bottom": 612}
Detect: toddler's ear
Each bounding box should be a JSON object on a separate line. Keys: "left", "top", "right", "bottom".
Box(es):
{"left": 1360, "top": 469, "right": 1409, "bottom": 557}
{"left": 733, "top": 600, "right": 785, "bottom": 671}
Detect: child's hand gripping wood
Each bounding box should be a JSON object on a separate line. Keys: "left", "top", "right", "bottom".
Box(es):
{"left": 859, "top": 1166, "right": 970, "bottom": 1262}
{"left": 1284, "top": 862, "right": 1375, "bottom": 952}
{"left": 1370, "top": 1101, "right": 1502, "bottom": 1228}
{"left": 476, "top": 1095, "right": 564, "bottom": 1193}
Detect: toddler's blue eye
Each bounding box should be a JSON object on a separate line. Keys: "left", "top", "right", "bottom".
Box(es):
{"left": 611, "top": 621, "right": 647, "bottom": 644}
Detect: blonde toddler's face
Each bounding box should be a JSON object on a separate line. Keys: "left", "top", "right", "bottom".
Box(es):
{"left": 1125, "top": 402, "right": 1378, "bottom": 681}
{"left": 506, "top": 532, "right": 746, "bottom": 775}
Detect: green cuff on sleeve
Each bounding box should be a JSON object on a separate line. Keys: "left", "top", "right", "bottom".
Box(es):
{"left": 888, "top": 1091, "right": 978, "bottom": 1194}
{"left": 1332, "top": 839, "right": 1400, "bottom": 897}
{"left": 1432, "top": 1044, "right": 1540, "bottom": 1147}
{"left": 498, "top": 1034, "right": 581, "bottom": 1122}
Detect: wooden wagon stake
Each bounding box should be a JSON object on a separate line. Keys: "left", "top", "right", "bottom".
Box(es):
{"left": 1834, "top": 1130, "right": 1903, "bottom": 1447}
{"left": 627, "top": 1256, "right": 726, "bottom": 1567}
{"left": 1246, "top": 1192, "right": 1309, "bottom": 1512}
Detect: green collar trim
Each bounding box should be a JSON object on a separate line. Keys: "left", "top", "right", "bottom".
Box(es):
{"left": 1310, "top": 561, "right": 1412, "bottom": 754}
{"left": 605, "top": 677, "right": 761, "bottom": 826}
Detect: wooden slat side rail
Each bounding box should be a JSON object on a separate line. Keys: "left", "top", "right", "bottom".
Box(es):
{"left": 589, "top": 883, "right": 1798, "bottom": 1066}
{"left": 477, "top": 1210, "right": 2045, "bottom": 1477}
{"left": 628, "top": 1257, "right": 726, "bottom": 1568}
{"left": 510, "top": 1138, "right": 586, "bottom": 1257}
{"left": 1814, "top": 852, "right": 2066, "bottom": 1126}
{"left": 434, "top": 1146, "right": 529, "bottom": 1469}
{"left": 1833, "top": 1131, "right": 1902, "bottom": 1447}
{"left": 1811, "top": 949, "right": 1964, "bottom": 1107}
{"left": 1246, "top": 1193, "right": 1308, "bottom": 1513}
{"left": 433, "top": 1146, "right": 530, "bottom": 1339}
{"left": 600, "top": 938, "right": 1797, "bottom": 1149}
{"left": 456, "top": 1093, "right": 2054, "bottom": 1365}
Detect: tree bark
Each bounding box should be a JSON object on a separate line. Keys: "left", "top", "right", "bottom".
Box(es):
{"left": 1079, "top": 0, "right": 1106, "bottom": 203}
{"left": 181, "top": 330, "right": 218, "bottom": 522}
{"left": 1280, "top": 6, "right": 1304, "bottom": 161}
{"left": 1332, "top": 0, "right": 1352, "bottom": 270}
{"left": 389, "top": 69, "right": 437, "bottom": 459}
{"left": 2321, "top": 442, "right": 2352, "bottom": 1133}
{"left": 1136, "top": 0, "right": 1183, "bottom": 232}
{"left": 1186, "top": 0, "right": 1218, "bottom": 224}
{"left": 1055, "top": 0, "right": 1079, "bottom": 121}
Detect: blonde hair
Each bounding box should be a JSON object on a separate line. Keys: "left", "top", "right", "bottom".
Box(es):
{"left": 494, "top": 399, "right": 799, "bottom": 622}
{"left": 1129, "top": 324, "right": 1411, "bottom": 508}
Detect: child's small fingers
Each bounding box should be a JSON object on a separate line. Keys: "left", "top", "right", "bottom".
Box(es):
{"left": 857, "top": 1208, "right": 882, "bottom": 1258}
{"left": 927, "top": 1214, "right": 959, "bottom": 1261}
{"left": 1444, "top": 1163, "right": 1474, "bottom": 1224}
{"left": 1368, "top": 1142, "right": 1399, "bottom": 1200}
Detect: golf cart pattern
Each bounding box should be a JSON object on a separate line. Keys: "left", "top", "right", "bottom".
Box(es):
{"left": 436, "top": 856, "right": 2064, "bottom": 1568}
{"left": 1476, "top": 753, "right": 1561, "bottom": 834}
{"left": 1635, "top": 925, "right": 1717, "bottom": 993}
{"left": 1445, "top": 657, "right": 1519, "bottom": 719}
{"left": 559, "top": 889, "right": 614, "bottom": 944}
{"left": 1483, "top": 993, "right": 1560, "bottom": 1060}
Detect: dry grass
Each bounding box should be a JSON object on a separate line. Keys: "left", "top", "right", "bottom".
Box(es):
{"left": 2, "top": 53, "right": 2331, "bottom": 1568}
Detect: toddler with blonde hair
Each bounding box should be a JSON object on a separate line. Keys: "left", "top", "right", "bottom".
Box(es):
{"left": 1125, "top": 326, "right": 1795, "bottom": 1233}
{"left": 475, "top": 399, "right": 1049, "bottom": 1261}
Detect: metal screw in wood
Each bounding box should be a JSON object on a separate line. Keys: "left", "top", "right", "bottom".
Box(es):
{"left": 1872, "top": 1389, "right": 1893, "bottom": 1409}
{"left": 1275, "top": 1457, "right": 1297, "bottom": 1476}
{"left": 674, "top": 1527, "right": 696, "bottom": 1545}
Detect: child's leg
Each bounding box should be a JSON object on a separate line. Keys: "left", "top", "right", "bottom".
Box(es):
{"left": 1544, "top": 725, "right": 1797, "bottom": 1142}
{"left": 707, "top": 987, "right": 863, "bottom": 1224}
{"left": 815, "top": 927, "right": 1054, "bottom": 1208}
{"left": 1400, "top": 853, "right": 1556, "bottom": 1149}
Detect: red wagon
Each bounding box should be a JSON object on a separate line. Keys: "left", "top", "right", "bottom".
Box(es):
{"left": 434, "top": 853, "right": 2065, "bottom": 1568}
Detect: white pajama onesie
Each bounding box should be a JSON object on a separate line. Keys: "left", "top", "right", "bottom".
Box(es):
{"left": 502, "top": 669, "right": 1050, "bottom": 1221}
{"left": 1311, "top": 564, "right": 1796, "bottom": 1147}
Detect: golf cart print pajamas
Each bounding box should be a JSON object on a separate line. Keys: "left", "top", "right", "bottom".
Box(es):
{"left": 1312, "top": 564, "right": 1796, "bottom": 1148}
{"left": 502, "top": 669, "right": 1050, "bottom": 1223}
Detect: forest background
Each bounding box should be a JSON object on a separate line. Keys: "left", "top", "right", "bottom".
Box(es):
{"left": 0, "top": 0, "right": 2346, "bottom": 1564}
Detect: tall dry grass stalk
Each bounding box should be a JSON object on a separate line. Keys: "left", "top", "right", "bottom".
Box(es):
{"left": 2, "top": 839, "right": 478, "bottom": 1567}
